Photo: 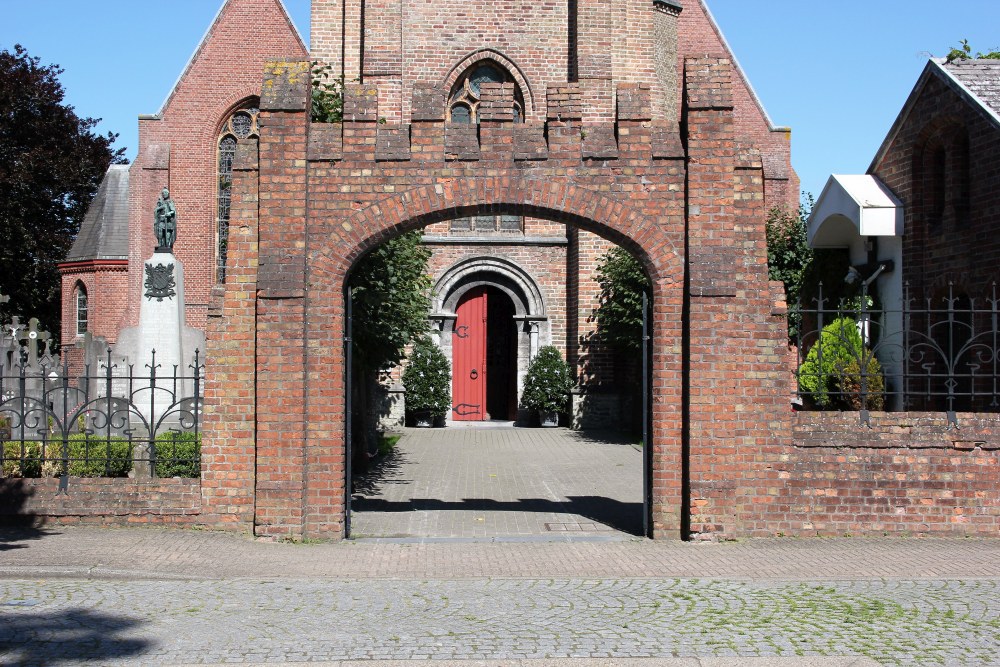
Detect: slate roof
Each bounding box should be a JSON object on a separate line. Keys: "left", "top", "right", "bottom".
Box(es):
{"left": 942, "top": 58, "right": 1000, "bottom": 119}
{"left": 66, "top": 165, "right": 130, "bottom": 262}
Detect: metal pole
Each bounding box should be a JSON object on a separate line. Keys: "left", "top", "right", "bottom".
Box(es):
{"left": 642, "top": 290, "right": 652, "bottom": 539}
{"left": 345, "top": 286, "right": 353, "bottom": 538}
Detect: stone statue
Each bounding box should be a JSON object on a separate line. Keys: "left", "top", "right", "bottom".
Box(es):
{"left": 154, "top": 188, "right": 177, "bottom": 252}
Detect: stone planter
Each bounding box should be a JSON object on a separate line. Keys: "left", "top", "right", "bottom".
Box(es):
{"left": 539, "top": 410, "right": 559, "bottom": 428}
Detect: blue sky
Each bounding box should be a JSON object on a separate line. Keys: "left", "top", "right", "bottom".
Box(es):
{"left": 4, "top": 0, "right": 1000, "bottom": 202}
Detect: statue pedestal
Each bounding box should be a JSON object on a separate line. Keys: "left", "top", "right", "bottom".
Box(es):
{"left": 113, "top": 252, "right": 205, "bottom": 433}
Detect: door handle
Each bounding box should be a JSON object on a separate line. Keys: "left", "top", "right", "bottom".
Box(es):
{"left": 470, "top": 368, "right": 478, "bottom": 380}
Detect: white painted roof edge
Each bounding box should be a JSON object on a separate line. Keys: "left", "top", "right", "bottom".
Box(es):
{"left": 699, "top": 0, "right": 786, "bottom": 132}
{"left": 830, "top": 174, "right": 903, "bottom": 209}
{"left": 808, "top": 174, "right": 902, "bottom": 244}
{"left": 152, "top": 0, "right": 308, "bottom": 117}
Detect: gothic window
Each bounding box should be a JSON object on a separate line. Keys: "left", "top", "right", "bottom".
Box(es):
{"left": 448, "top": 62, "right": 525, "bottom": 233}
{"left": 917, "top": 122, "right": 970, "bottom": 234}
{"left": 447, "top": 63, "right": 524, "bottom": 124}
{"left": 75, "top": 283, "right": 88, "bottom": 336}
{"left": 217, "top": 102, "right": 260, "bottom": 283}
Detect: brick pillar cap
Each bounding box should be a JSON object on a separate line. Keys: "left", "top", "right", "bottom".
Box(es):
{"left": 653, "top": 0, "right": 683, "bottom": 14}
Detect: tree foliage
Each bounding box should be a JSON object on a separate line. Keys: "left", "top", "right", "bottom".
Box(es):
{"left": 311, "top": 61, "right": 345, "bottom": 123}
{"left": 349, "top": 230, "right": 433, "bottom": 371}
{"left": 0, "top": 45, "right": 125, "bottom": 337}
{"left": 765, "top": 197, "right": 814, "bottom": 339}
{"left": 798, "top": 316, "right": 884, "bottom": 411}
{"left": 593, "top": 246, "right": 650, "bottom": 353}
{"left": 946, "top": 40, "right": 1000, "bottom": 63}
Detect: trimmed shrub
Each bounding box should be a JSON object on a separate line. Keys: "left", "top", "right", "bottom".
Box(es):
{"left": 2, "top": 441, "right": 44, "bottom": 478}
{"left": 66, "top": 435, "right": 133, "bottom": 477}
{"left": 154, "top": 431, "right": 201, "bottom": 478}
{"left": 521, "top": 346, "right": 574, "bottom": 413}
{"left": 799, "top": 317, "right": 884, "bottom": 410}
{"left": 402, "top": 337, "right": 452, "bottom": 417}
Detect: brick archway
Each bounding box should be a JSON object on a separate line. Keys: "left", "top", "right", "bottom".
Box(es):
{"left": 203, "top": 58, "right": 791, "bottom": 543}
{"left": 295, "top": 179, "right": 685, "bottom": 540}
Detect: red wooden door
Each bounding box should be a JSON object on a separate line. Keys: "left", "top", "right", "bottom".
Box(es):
{"left": 452, "top": 287, "right": 487, "bottom": 421}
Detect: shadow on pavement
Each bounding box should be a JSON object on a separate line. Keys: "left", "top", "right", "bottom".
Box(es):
{"left": 0, "top": 479, "right": 52, "bottom": 550}
{"left": 0, "top": 607, "right": 151, "bottom": 664}
{"left": 352, "top": 448, "right": 413, "bottom": 496}
{"left": 352, "top": 495, "right": 643, "bottom": 535}
{"left": 571, "top": 429, "right": 643, "bottom": 446}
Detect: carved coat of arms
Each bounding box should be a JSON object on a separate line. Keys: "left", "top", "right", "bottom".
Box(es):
{"left": 144, "top": 263, "right": 176, "bottom": 302}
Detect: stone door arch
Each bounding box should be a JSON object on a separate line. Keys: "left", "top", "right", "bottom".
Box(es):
{"left": 431, "top": 256, "right": 549, "bottom": 423}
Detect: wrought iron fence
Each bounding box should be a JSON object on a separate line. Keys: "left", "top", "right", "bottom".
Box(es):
{"left": 796, "top": 281, "right": 1000, "bottom": 425}
{"left": 0, "top": 348, "right": 204, "bottom": 491}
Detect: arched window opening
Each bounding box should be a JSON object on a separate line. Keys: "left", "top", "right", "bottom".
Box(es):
{"left": 948, "top": 132, "right": 970, "bottom": 226}
{"left": 447, "top": 62, "right": 524, "bottom": 124}
{"left": 448, "top": 63, "right": 525, "bottom": 233}
{"left": 924, "top": 145, "right": 946, "bottom": 232}
{"left": 75, "top": 283, "right": 88, "bottom": 336}
{"left": 217, "top": 101, "right": 260, "bottom": 283}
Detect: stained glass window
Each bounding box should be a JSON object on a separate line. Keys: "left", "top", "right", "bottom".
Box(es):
{"left": 217, "top": 102, "right": 259, "bottom": 283}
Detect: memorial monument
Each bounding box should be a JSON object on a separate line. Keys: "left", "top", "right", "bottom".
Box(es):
{"left": 113, "top": 189, "right": 204, "bottom": 429}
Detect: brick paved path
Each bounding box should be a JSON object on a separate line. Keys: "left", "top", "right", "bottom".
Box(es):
{"left": 349, "top": 426, "right": 643, "bottom": 539}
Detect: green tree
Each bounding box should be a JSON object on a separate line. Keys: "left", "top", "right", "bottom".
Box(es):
{"left": 520, "top": 346, "right": 574, "bottom": 414}
{"left": 765, "top": 197, "right": 814, "bottom": 340}
{"left": 946, "top": 40, "right": 1000, "bottom": 63}
{"left": 0, "top": 45, "right": 125, "bottom": 338}
{"left": 401, "top": 336, "right": 451, "bottom": 417}
{"left": 593, "top": 246, "right": 650, "bottom": 353}
{"left": 349, "top": 231, "right": 432, "bottom": 466}
{"left": 798, "top": 316, "right": 884, "bottom": 410}
{"left": 311, "top": 61, "right": 345, "bottom": 123}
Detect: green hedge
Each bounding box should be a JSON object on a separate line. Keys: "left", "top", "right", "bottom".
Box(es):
{"left": 1, "top": 432, "right": 201, "bottom": 479}
{"left": 153, "top": 432, "right": 201, "bottom": 478}
{"left": 2, "top": 440, "right": 44, "bottom": 478}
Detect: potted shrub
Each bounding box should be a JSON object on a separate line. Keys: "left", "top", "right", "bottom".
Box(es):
{"left": 402, "top": 337, "right": 452, "bottom": 427}
{"left": 520, "top": 345, "right": 574, "bottom": 427}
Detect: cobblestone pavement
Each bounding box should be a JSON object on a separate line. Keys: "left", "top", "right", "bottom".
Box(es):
{"left": 349, "top": 427, "right": 643, "bottom": 539}
{"left": 1, "top": 576, "right": 997, "bottom": 665}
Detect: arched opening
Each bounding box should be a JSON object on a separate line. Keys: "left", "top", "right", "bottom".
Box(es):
{"left": 432, "top": 256, "right": 548, "bottom": 424}
{"left": 339, "top": 206, "right": 659, "bottom": 541}
{"left": 450, "top": 285, "right": 519, "bottom": 421}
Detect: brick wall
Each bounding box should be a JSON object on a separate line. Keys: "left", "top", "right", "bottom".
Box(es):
{"left": 678, "top": 0, "right": 797, "bottom": 209}
{"left": 0, "top": 477, "right": 201, "bottom": 525}
{"left": 872, "top": 69, "right": 1000, "bottom": 295}
{"left": 58, "top": 261, "right": 128, "bottom": 364}
{"left": 213, "top": 69, "right": 698, "bottom": 539}
{"left": 748, "top": 412, "right": 1000, "bottom": 537}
